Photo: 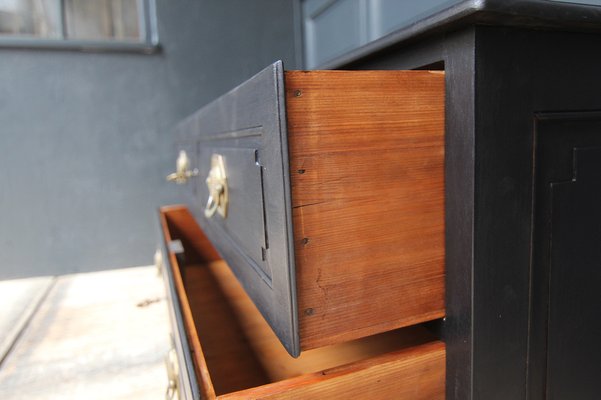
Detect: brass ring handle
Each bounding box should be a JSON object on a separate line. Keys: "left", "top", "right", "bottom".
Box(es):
{"left": 204, "top": 154, "right": 228, "bottom": 218}
{"left": 204, "top": 192, "right": 219, "bottom": 218}
{"left": 167, "top": 150, "right": 198, "bottom": 184}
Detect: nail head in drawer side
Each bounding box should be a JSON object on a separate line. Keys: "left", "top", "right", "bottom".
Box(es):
{"left": 171, "top": 61, "right": 445, "bottom": 356}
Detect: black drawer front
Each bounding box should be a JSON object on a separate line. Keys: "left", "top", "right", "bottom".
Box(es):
{"left": 196, "top": 146, "right": 270, "bottom": 281}
{"left": 172, "top": 61, "right": 299, "bottom": 356}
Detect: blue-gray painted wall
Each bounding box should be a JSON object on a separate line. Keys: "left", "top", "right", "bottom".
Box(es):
{"left": 0, "top": 0, "right": 297, "bottom": 279}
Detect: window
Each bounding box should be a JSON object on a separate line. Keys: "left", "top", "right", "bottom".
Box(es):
{"left": 301, "top": 0, "right": 460, "bottom": 68}
{"left": 0, "top": 0, "right": 157, "bottom": 51}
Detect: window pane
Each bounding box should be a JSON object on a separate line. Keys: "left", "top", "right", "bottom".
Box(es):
{"left": 0, "top": 0, "right": 61, "bottom": 38}
{"left": 65, "top": 0, "right": 140, "bottom": 41}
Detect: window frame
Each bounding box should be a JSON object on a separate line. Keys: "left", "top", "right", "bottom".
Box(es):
{"left": 0, "top": 0, "right": 159, "bottom": 53}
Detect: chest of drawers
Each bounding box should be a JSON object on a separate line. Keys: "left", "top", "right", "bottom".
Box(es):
{"left": 158, "top": 2, "right": 601, "bottom": 399}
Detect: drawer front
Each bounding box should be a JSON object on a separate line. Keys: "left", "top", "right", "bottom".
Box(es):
{"left": 173, "top": 61, "right": 299, "bottom": 356}
{"left": 157, "top": 216, "right": 200, "bottom": 400}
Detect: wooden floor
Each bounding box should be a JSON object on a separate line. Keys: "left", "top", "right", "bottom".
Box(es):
{"left": 0, "top": 266, "right": 170, "bottom": 400}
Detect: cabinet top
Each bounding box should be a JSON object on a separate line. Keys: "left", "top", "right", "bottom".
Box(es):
{"left": 323, "top": 0, "right": 601, "bottom": 69}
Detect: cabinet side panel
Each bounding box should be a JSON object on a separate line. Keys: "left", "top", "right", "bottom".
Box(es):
{"left": 285, "top": 71, "right": 445, "bottom": 349}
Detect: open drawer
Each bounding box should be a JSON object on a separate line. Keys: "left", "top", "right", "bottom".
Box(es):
{"left": 159, "top": 205, "right": 445, "bottom": 399}
{"left": 168, "top": 61, "right": 445, "bottom": 356}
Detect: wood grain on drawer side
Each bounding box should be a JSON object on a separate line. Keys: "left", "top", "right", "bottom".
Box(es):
{"left": 285, "top": 71, "right": 446, "bottom": 349}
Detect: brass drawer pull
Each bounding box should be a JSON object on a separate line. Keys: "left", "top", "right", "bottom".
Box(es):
{"left": 154, "top": 249, "right": 163, "bottom": 276}
{"left": 204, "top": 154, "right": 228, "bottom": 218}
{"left": 165, "top": 348, "right": 179, "bottom": 400}
{"left": 167, "top": 150, "right": 198, "bottom": 184}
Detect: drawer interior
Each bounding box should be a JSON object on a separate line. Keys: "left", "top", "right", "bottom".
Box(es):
{"left": 161, "top": 205, "right": 445, "bottom": 399}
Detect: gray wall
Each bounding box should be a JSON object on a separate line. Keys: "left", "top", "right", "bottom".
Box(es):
{"left": 0, "top": 0, "right": 297, "bottom": 279}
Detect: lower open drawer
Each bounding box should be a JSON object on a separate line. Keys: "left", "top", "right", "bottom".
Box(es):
{"left": 159, "top": 205, "right": 445, "bottom": 399}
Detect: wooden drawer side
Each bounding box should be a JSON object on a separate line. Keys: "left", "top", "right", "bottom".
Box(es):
{"left": 220, "top": 341, "right": 446, "bottom": 400}
{"left": 285, "top": 70, "right": 446, "bottom": 349}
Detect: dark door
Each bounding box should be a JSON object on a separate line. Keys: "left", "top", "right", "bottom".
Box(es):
{"left": 530, "top": 112, "right": 601, "bottom": 399}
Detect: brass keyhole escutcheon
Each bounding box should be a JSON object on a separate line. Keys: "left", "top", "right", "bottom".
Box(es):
{"left": 205, "top": 154, "right": 228, "bottom": 219}
{"left": 166, "top": 150, "right": 198, "bottom": 184}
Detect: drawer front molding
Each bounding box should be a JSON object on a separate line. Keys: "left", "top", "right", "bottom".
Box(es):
{"left": 173, "top": 61, "right": 299, "bottom": 356}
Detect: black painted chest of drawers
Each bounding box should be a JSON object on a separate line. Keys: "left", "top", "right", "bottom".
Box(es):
{"left": 158, "top": 1, "right": 601, "bottom": 399}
